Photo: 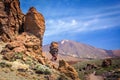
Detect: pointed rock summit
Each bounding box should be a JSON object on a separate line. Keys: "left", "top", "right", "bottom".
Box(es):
{"left": 24, "top": 7, "right": 45, "bottom": 47}
{"left": 23, "top": 7, "right": 45, "bottom": 53}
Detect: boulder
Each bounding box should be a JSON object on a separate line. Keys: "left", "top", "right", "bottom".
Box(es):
{"left": 102, "top": 58, "right": 112, "bottom": 67}
{"left": 80, "top": 63, "right": 99, "bottom": 71}
{"left": 58, "top": 60, "right": 80, "bottom": 80}
{"left": 0, "top": 0, "right": 24, "bottom": 42}
{"left": 3, "top": 51, "right": 15, "bottom": 61}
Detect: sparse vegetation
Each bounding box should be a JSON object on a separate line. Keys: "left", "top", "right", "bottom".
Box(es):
{"left": 34, "top": 64, "right": 52, "bottom": 75}
{"left": 74, "top": 58, "right": 120, "bottom": 80}
{"left": 24, "top": 58, "right": 34, "bottom": 65}
{"left": 57, "top": 73, "right": 72, "bottom": 80}
{"left": 0, "top": 62, "right": 12, "bottom": 68}
{"left": 14, "top": 52, "right": 24, "bottom": 60}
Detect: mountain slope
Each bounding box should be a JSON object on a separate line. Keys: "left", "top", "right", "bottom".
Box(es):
{"left": 43, "top": 40, "right": 119, "bottom": 59}
{"left": 112, "top": 50, "right": 120, "bottom": 57}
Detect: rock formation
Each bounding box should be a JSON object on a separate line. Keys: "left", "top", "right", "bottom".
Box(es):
{"left": 58, "top": 60, "right": 80, "bottom": 80}
{"left": 1, "top": 32, "right": 44, "bottom": 61}
{"left": 0, "top": 0, "right": 24, "bottom": 42}
{"left": 0, "top": 0, "right": 46, "bottom": 66}
{"left": 0, "top": 0, "right": 80, "bottom": 80}
{"left": 102, "top": 58, "right": 112, "bottom": 67}
{"left": 0, "top": 0, "right": 45, "bottom": 55}
{"left": 79, "top": 63, "right": 99, "bottom": 71}
{"left": 24, "top": 7, "right": 45, "bottom": 47}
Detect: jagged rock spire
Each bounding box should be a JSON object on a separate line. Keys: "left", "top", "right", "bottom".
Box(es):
{"left": 24, "top": 7, "right": 45, "bottom": 47}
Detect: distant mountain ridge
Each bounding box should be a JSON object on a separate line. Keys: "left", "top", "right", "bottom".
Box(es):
{"left": 43, "top": 40, "right": 120, "bottom": 59}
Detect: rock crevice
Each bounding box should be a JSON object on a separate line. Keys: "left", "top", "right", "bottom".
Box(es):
{"left": 0, "top": 0, "right": 24, "bottom": 42}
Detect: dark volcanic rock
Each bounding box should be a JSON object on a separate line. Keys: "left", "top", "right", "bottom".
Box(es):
{"left": 102, "top": 59, "right": 112, "bottom": 67}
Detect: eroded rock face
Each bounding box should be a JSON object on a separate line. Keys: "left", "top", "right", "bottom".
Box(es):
{"left": 0, "top": 1, "right": 46, "bottom": 65}
{"left": 1, "top": 32, "right": 42, "bottom": 57}
{"left": 58, "top": 60, "right": 80, "bottom": 80}
{"left": 24, "top": 7, "right": 45, "bottom": 47}
{"left": 0, "top": 0, "right": 24, "bottom": 42}
{"left": 1, "top": 32, "right": 53, "bottom": 66}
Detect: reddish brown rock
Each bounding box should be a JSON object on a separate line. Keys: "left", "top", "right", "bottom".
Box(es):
{"left": 24, "top": 7, "right": 45, "bottom": 47}
{"left": 3, "top": 51, "right": 15, "bottom": 61}
{"left": 0, "top": 0, "right": 24, "bottom": 42}
{"left": 1, "top": 32, "right": 53, "bottom": 66}
{"left": 58, "top": 60, "right": 80, "bottom": 80}
{"left": 0, "top": 0, "right": 47, "bottom": 66}
{"left": 1, "top": 32, "right": 43, "bottom": 60}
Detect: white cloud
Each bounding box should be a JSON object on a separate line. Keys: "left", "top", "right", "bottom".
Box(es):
{"left": 44, "top": 4, "right": 120, "bottom": 37}
{"left": 83, "top": 18, "right": 98, "bottom": 26}
{"left": 45, "top": 14, "right": 120, "bottom": 37}
{"left": 45, "top": 19, "right": 79, "bottom": 36}
{"left": 71, "top": 19, "right": 78, "bottom": 26}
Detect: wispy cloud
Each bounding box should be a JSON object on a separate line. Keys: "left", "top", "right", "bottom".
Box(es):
{"left": 45, "top": 10, "right": 120, "bottom": 37}
{"left": 45, "top": 19, "right": 78, "bottom": 36}
{"left": 44, "top": 14, "right": 120, "bottom": 47}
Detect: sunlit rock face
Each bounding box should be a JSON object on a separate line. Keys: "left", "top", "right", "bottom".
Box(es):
{"left": 58, "top": 60, "right": 80, "bottom": 80}
{"left": 24, "top": 7, "right": 45, "bottom": 48}
{"left": 0, "top": 0, "right": 45, "bottom": 56}
{"left": 0, "top": 0, "right": 24, "bottom": 42}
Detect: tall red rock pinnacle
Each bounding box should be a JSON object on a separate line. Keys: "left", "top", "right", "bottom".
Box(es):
{"left": 24, "top": 7, "right": 45, "bottom": 47}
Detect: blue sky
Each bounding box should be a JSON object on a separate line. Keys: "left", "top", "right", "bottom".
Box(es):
{"left": 20, "top": 0, "right": 120, "bottom": 50}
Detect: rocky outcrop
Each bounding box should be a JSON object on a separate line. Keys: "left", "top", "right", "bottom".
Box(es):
{"left": 24, "top": 7, "right": 45, "bottom": 47}
{"left": 79, "top": 63, "right": 99, "bottom": 71}
{"left": 0, "top": 0, "right": 24, "bottom": 42}
{"left": 0, "top": 0, "right": 46, "bottom": 64}
{"left": 102, "top": 58, "right": 112, "bottom": 67}
{"left": 1, "top": 32, "right": 43, "bottom": 60}
{"left": 0, "top": 0, "right": 51, "bottom": 71}
{"left": 58, "top": 60, "right": 80, "bottom": 80}
{"left": 1, "top": 32, "right": 56, "bottom": 68}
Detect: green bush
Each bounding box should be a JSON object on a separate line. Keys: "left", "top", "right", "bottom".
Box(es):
{"left": 34, "top": 64, "right": 52, "bottom": 75}
{"left": 11, "top": 52, "right": 24, "bottom": 61}
{"left": 0, "top": 62, "right": 12, "bottom": 68}
{"left": 14, "top": 52, "right": 23, "bottom": 59}
{"left": 25, "top": 58, "right": 33, "bottom": 65}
